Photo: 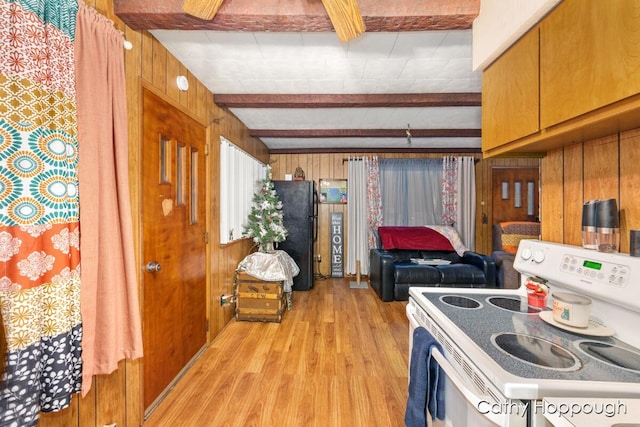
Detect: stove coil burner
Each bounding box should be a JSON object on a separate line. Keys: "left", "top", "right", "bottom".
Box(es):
{"left": 576, "top": 340, "right": 640, "bottom": 373}
{"left": 492, "top": 332, "right": 582, "bottom": 371}
{"left": 487, "top": 296, "right": 539, "bottom": 314}
{"left": 440, "top": 295, "right": 482, "bottom": 309}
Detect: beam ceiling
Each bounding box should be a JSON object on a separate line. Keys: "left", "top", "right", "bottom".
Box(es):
{"left": 115, "top": 0, "right": 482, "bottom": 153}
{"left": 114, "top": 0, "right": 479, "bottom": 32}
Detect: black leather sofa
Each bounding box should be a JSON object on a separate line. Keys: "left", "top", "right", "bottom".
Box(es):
{"left": 368, "top": 226, "right": 497, "bottom": 302}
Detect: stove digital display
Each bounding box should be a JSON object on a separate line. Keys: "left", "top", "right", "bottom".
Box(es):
{"left": 583, "top": 260, "right": 602, "bottom": 270}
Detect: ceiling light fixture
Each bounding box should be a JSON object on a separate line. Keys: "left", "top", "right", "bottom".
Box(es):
{"left": 406, "top": 124, "right": 412, "bottom": 144}
{"left": 176, "top": 75, "right": 189, "bottom": 91}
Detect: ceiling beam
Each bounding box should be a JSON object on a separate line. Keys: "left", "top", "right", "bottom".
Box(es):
{"left": 215, "top": 93, "right": 481, "bottom": 108}
{"left": 114, "top": 0, "right": 479, "bottom": 31}
{"left": 251, "top": 129, "right": 481, "bottom": 138}
{"left": 270, "top": 147, "right": 482, "bottom": 154}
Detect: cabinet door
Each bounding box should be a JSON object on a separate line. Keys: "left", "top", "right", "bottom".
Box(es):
{"left": 540, "top": 0, "right": 640, "bottom": 128}
{"left": 482, "top": 28, "right": 540, "bottom": 152}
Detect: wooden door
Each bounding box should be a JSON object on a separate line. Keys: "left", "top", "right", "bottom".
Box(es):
{"left": 142, "top": 89, "right": 207, "bottom": 411}
{"left": 492, "top": 167, "right": 540, "bottom": 225}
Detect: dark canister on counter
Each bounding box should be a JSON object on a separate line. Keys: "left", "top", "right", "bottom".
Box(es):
{"left": 582, "top": 200, "right": 598, "bottom": 250}
{"left": 596, "top": 198, "right": 620, "bottom": 253}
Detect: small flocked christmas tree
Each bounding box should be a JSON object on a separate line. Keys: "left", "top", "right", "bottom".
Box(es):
{"left": 242, "top": 166, "right": 288, "bottom": 252}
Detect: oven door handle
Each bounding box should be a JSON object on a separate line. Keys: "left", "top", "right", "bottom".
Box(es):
{"left": 431, "top": 348, "right": 509, "bottom": 426}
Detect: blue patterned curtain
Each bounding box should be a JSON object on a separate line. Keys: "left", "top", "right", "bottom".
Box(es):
{"left": 0, "top": 0, "right": 82, "bottom": 425}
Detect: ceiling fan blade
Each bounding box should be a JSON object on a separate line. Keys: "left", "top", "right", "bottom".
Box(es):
{"left": 182, "top": 0, "right": 226, "bottom": 20}
{"left": 321, "top": 0, "right": 366, "bottom": 42}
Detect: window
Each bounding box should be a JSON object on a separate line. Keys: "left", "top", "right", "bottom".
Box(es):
{"left": 219, "top": 136, "right": 266, "bottom": 244}
{"left": 379, "top": 158, "right": 443, "bottom": 226}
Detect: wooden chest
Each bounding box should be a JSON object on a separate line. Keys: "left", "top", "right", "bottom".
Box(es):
{"left": 234, "top": 272, "right": 285, "bottom": 323}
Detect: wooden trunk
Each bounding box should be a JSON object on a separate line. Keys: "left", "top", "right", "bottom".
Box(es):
{"left": 234, "top": 272, "right": 285, "bottom": 322}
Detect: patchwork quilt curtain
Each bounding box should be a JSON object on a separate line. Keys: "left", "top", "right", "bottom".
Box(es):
{"left": 0, "top": 0, "right": 82, "bottom": 425}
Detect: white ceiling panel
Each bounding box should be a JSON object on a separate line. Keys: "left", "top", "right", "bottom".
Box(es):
{"left": 229, "top": 107, "right": 481, "bottom": 129}
{"left": 150, "top": 29, "right": 482, "bottom": 152}
{"left": 263, "top": 137, "right": 482, "bottom": 150}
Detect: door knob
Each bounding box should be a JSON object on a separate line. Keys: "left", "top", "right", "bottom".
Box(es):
{"left": 145, "top": 262, "right": 162, "bottom": 273}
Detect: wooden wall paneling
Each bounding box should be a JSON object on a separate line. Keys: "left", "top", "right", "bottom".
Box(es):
{"left": 476, "top": 157, "right": 491, "bottom": 255}
{"left": 335, "top": 152, "right": 348, "bottom": 275}
{"left": 94, "top": 365, "right": 126, "bottom": 427}
{"left": 124, "top": 359, "right": 143, "bottom": 427}
{"left": 166, "top": 54, "right": 181, "bottom": 103}
{"left": 204, "top": 124, "right": 212, "bottom": 344}
{"left": 289, "top": 153, "right": 301, "bottom": 176}
{"left": 140, "top": 31, "right": 154, "bottom": 83}
{"left": 618, "top": 129, "right": 640, "bottom": 252}
{"left": 209, "top": 129, "right": 222, "bottom": 338}
{"left": 123, "top": 24, "right": 144, "bottom": 427}
{"left": 312, "top": 153, "right": 322, "bottom": 181}
{"left": 79, "top": 387, "right": 97, "bottom": 426}
{"left": 562, "top": 143, "right": 583, "bottom": 246}
{"left": 270, "top": 155, "right": 282, "bottom": 178}
{"left": 151, "top": 37, "right": 167, "bottom": 91}
{"left": 38, "top": 401, "right": 78, "bottom": 426}
{"left": 318, "top": 154, "right": 332, "bottom": 277}
{"left": 540, "top": 149, "right": 564, "bottom": 241}
{"left": 185, "top": 68, "right": 197, "bottom": 114}
{"left": 583, "top": 135, "right": 619, "bottom": 202}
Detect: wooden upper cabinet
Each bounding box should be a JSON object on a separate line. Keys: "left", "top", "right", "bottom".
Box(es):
{"left": 482, "top": 28, "right": 540, "bottom": 153}
{"left": 540, "top": 0, "right": 640, "bottom": 128}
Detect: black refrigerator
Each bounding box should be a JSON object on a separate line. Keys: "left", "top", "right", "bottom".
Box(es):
{"left": 273, "top": 180, "right": 317, "bottom": 290}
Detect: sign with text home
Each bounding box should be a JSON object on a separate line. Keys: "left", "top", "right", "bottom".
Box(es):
{"left": 330, "top": 212, "right": 343, "bottom": 277}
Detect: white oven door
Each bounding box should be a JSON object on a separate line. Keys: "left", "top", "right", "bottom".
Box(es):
{"left": 408, "top": 304, "right": 529, "bottom": 427}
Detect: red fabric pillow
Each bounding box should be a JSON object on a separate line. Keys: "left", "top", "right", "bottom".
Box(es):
{"left": 378, "top": 226, "right": 455, "bottom": 251}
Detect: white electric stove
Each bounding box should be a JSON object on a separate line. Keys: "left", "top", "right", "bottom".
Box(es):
{"left": 407, "top": 240, "right": 640, "bottom": 427}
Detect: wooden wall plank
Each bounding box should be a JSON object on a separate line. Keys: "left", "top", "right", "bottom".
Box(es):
{"left": 540, "top": 128, "right": 640, "bottom": 254}
{"left": 151, "top": 38, "right": 167, "bottom": 92}
{"left": 540, "top": 149, "right": 564, "bottom": 242}
{"left": 166, "top": 53, "right": 181, "bottom": 103}
{"left": 562, "top": 143, "right": 583, "bottom": 246}
{"left": 583, "top": 135, "right": 619, "bottom": 202}
{"left": 619, "top": 129, "right": 640, "bottom": 252}
{"left": 141, "top": 31, "right": 154, "bottom": 83}
{"left": 95, "top": 365, "right": 126, "bottom": 427}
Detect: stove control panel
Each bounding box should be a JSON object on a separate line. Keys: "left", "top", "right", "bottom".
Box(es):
{"left": 514, "top": 240, "right": 640, "bottom": 313}
{"left": 558, "top": 253, "right": 629, "bottom": 287}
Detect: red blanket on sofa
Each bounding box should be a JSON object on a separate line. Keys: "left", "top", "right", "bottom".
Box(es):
{"left": 378, "top": 226, "right": 455, "bottom": 251}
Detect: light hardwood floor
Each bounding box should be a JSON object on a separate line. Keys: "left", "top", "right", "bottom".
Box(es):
{"left": 143, "top": 277, "right": 410, "bottom": 427}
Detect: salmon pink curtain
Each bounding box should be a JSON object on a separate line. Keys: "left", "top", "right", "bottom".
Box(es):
{"left": 74, "top": 2, "right": 143, "bottom": 394}
{"left": 0, "top": 1, "right": 82, "bottom": 425}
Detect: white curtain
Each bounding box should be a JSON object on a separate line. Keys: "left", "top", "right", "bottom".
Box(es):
{"left": 456, "top": 157, "right": 476, "bottom": 250}
{"left": 379, "top": 158, "right": 443, "bottom": 225}
{"left": 347, "top": 157, "right": 370, "bottom": 274}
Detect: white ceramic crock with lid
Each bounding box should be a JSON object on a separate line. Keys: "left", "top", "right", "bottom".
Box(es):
{"left": 552, "top": 292, "right": 592, "bottom": 328}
